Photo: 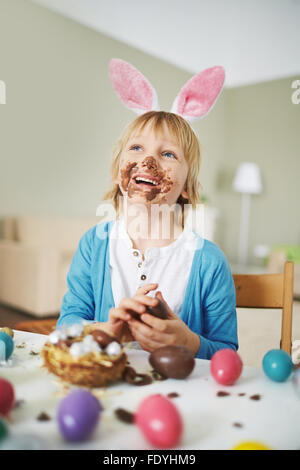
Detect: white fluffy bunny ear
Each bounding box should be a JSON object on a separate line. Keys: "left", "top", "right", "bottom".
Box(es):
{"left": 109, "top": 58, "right": 159, "bottom": 115}
{"left": 170, "top": 66, "right": 225, "bottom": 122}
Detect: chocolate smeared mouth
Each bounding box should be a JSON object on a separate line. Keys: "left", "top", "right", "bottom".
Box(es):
{"left": 131, "top": 173, "right": 163, "bottom": 189}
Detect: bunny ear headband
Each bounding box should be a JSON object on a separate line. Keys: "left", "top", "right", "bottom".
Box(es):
{"left": 108, "top": 58, "right": 225, "bottom": 123}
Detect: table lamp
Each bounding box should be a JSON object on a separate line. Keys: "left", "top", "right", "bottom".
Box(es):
{"left": 233, "top": 162, "right": 262, "bottom": 270}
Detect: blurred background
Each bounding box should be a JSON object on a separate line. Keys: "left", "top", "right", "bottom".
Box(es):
{"left": 0, "top": 0, "right": 299, "bottom": 365}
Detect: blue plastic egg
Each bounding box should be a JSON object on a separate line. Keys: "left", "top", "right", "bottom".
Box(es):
{"left": 0, "top": 332, "right": 14, "bottom": 360}
{"left": 262, "top": 349, "right": 293, "bottom": 382}
{"left": 57, "top": 389, "right": 102, "bottom": 442}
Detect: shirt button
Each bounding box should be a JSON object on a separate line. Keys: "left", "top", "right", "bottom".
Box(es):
{"left": 141, "top": 274, "right": 147, "bottom": 280}
{"left": 133, "top": 251, "right": 139, "bottom": 256}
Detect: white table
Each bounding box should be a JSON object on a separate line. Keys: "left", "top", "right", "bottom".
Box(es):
{"left": 1, "top": 330, "right": 300, "bottom": 450}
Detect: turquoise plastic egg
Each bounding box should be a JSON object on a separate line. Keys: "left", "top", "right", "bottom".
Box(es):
{"left": 0, "top": 332, "right": 14, "bottom": 360}
{"left": 262, "top": 349, "right": 293, "bottom": 382}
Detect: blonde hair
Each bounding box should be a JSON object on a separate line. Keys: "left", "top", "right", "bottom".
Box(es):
{"left": 102, "top": 111, "right": 202, "bottom": 227}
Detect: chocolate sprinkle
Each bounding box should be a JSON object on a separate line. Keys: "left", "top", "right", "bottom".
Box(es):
{"left": 238, "top": 393, "right": 246, "bottom": 396}
{"left": 217, "top": 391, "right": 230, "bottom": 397}
{"left": 233, "top": 422, "right": 243, "bottom": 428}
{"left": 37, "top": 411, "right": 51, "bottom": 421}
{"left": 167, "top": 392, "right": 180, "bottom": 399}
{"left": 250, "top": 394, "right": 261, "bottom": 401}
{"left": 122, "top": 366, "right": 152, "bottom": 386}
{"left": 115, "top": 408, "right": 135, "bottom": 424}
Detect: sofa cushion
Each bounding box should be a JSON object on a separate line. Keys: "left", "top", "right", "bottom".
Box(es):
{"left": 15, "top": 216, "right": 102, "bottom": 250}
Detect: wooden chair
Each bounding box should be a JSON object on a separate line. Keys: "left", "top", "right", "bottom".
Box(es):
{"left": 13, "top": 318, "right": 58, "bottom": 335}
{"left": 233, "top": 261, "right": 294, "bottom": 355}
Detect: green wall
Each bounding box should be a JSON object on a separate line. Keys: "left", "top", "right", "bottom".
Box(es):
{"left": 0, "top": 0, "right": 299, "bottom": 265}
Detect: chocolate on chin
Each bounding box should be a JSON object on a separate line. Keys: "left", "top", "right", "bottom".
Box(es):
{"left": 149, "top": 345, "right": 195, "bottom": 379}
{"left": 145, "top": 298, "right": 168, "bottom": 320}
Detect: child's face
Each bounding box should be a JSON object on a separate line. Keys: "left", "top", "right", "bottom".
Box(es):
{"left": 115, "top": 121, "right": 189, "bottom": 206}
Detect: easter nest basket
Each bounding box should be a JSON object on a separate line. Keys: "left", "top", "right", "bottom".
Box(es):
{"left": 42, "top": 325, "right": 127, "bottom": 388}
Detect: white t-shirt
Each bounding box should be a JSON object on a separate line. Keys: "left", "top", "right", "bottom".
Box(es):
{"left": 109, "top": 215, "right": 199, "bottom": 315}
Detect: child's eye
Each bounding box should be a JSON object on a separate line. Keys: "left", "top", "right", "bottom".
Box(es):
{"left": 129, "top": 145, "right": 142, "bottom": 151}
{"left": 163, "top": 151, "right": 176, "bottom": 159}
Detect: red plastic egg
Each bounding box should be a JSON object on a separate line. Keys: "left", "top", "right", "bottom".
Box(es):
{"left": 0, "top": 378, "right": 15, "bottom": 416}
{"left": 210, "top": 349, "right": 243, "bottom": 385}
{"left": 135, "top": 394, "right": 183, "bottom": 448}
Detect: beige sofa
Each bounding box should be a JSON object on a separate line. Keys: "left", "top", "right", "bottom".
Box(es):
{"left": 0, "top": 216, "right": 102, "bottom": 317}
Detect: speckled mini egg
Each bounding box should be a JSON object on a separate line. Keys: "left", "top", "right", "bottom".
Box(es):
{"left": 57, "top": 389, "right": 102, "bottom": 442}
{"left": 135, "top": 394, "right": 183, "bottom": 448}
{"left": 262, "top": 349, "right": 293, "bottom": 382}
{"left": 0, "top": 378, "right": 15, "bottom": 417}
{"left": 210, "top": 349, "right": 243, "bottom": 385}
{"left": 0, "top": 332, "right": 14, "bottom": 360}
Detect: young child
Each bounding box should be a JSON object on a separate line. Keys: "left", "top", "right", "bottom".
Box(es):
{"left": 56, "top": 59, "right": 238, "bottom": 359}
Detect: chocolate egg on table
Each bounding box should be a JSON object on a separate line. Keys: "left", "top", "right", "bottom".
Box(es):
{"left": 210, "top": 349, "right": 243, "bottom": 385}
{"left": 0, "top": 378, "right": 15, "bottom": 417}
{"left": 149, "top": 345, "right": 195, "bottom": 379}
{"left": 135, "top": 394, "right": 183, "bottom": 448}
{"left": 0, "top": 332, "right": 14, "bottom": 360}
{"left": 146, "top": 298, "right": 168, "bottom": 319}
{"left": 57, "top": 389, "right": 102, "bottom": 442}
{"left": 262, "top": 349, "right": 293, "bottom": 382}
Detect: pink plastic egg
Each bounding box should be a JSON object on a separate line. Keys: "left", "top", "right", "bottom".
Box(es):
{"left": 210, "top": 349, "right": 243, "bottom": 385}
{"left": 0, "top": 378, "right": 15, "bottom": 417}
{"left": 135, "top": 394, "right": 183, "bottom": 448}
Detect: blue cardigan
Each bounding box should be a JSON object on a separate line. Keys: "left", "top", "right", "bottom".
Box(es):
{"left": 57, "top": 220, "right": 238, "bottom": 359}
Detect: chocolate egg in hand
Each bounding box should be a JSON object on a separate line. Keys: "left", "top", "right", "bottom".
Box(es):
{"left": 146, "top": 298, "right": 168, "bottom": 319}
{"left": 149, "top": 345, "right": 195, "bottom": 379}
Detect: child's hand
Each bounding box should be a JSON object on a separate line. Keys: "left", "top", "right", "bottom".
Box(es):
{"left": 91, "top": 283, "right": 160, "bottom": 343}
{"left": 127, "top": 291, "right": 200, "bottom": 355}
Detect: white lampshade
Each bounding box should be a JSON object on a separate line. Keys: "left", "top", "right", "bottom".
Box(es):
{"left": 233, "top": 162, "right": 262, "bottom": 194}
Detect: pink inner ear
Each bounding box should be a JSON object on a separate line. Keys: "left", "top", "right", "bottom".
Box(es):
{"left": 109, "top": 58, "right": 153, "bottom": 111}
{"left": 176, "top": 66, "right": 225, "bottom": 118}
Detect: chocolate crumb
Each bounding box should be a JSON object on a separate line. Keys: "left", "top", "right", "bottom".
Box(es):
{"left": 151, "top": 369, "right": 167, "bottom": 381}
{"left": 30, "top": 350, "right": 39, "bottom": 356}
{"left": 233, "top": 422, "right": 243, "bottom": 428}
{"left": 115, "top": 408, "right": 134, "bottom": 424}
{"left": 250, "top": 394, "right": 261, "bottom": 401}
{"left": 122, "top": 366, "right": 152, "bottom": 386}
{"left": 16, "top": 342, "right": 26, "bottom": 349}
{"left": 37, "top": 411, "right": 51, "bottom": 421}
{"left": 217, "top": 391, "right": 230, "bottom": 397}
{"left": 167, "top": 392, "right": 180, "bottom": 399}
